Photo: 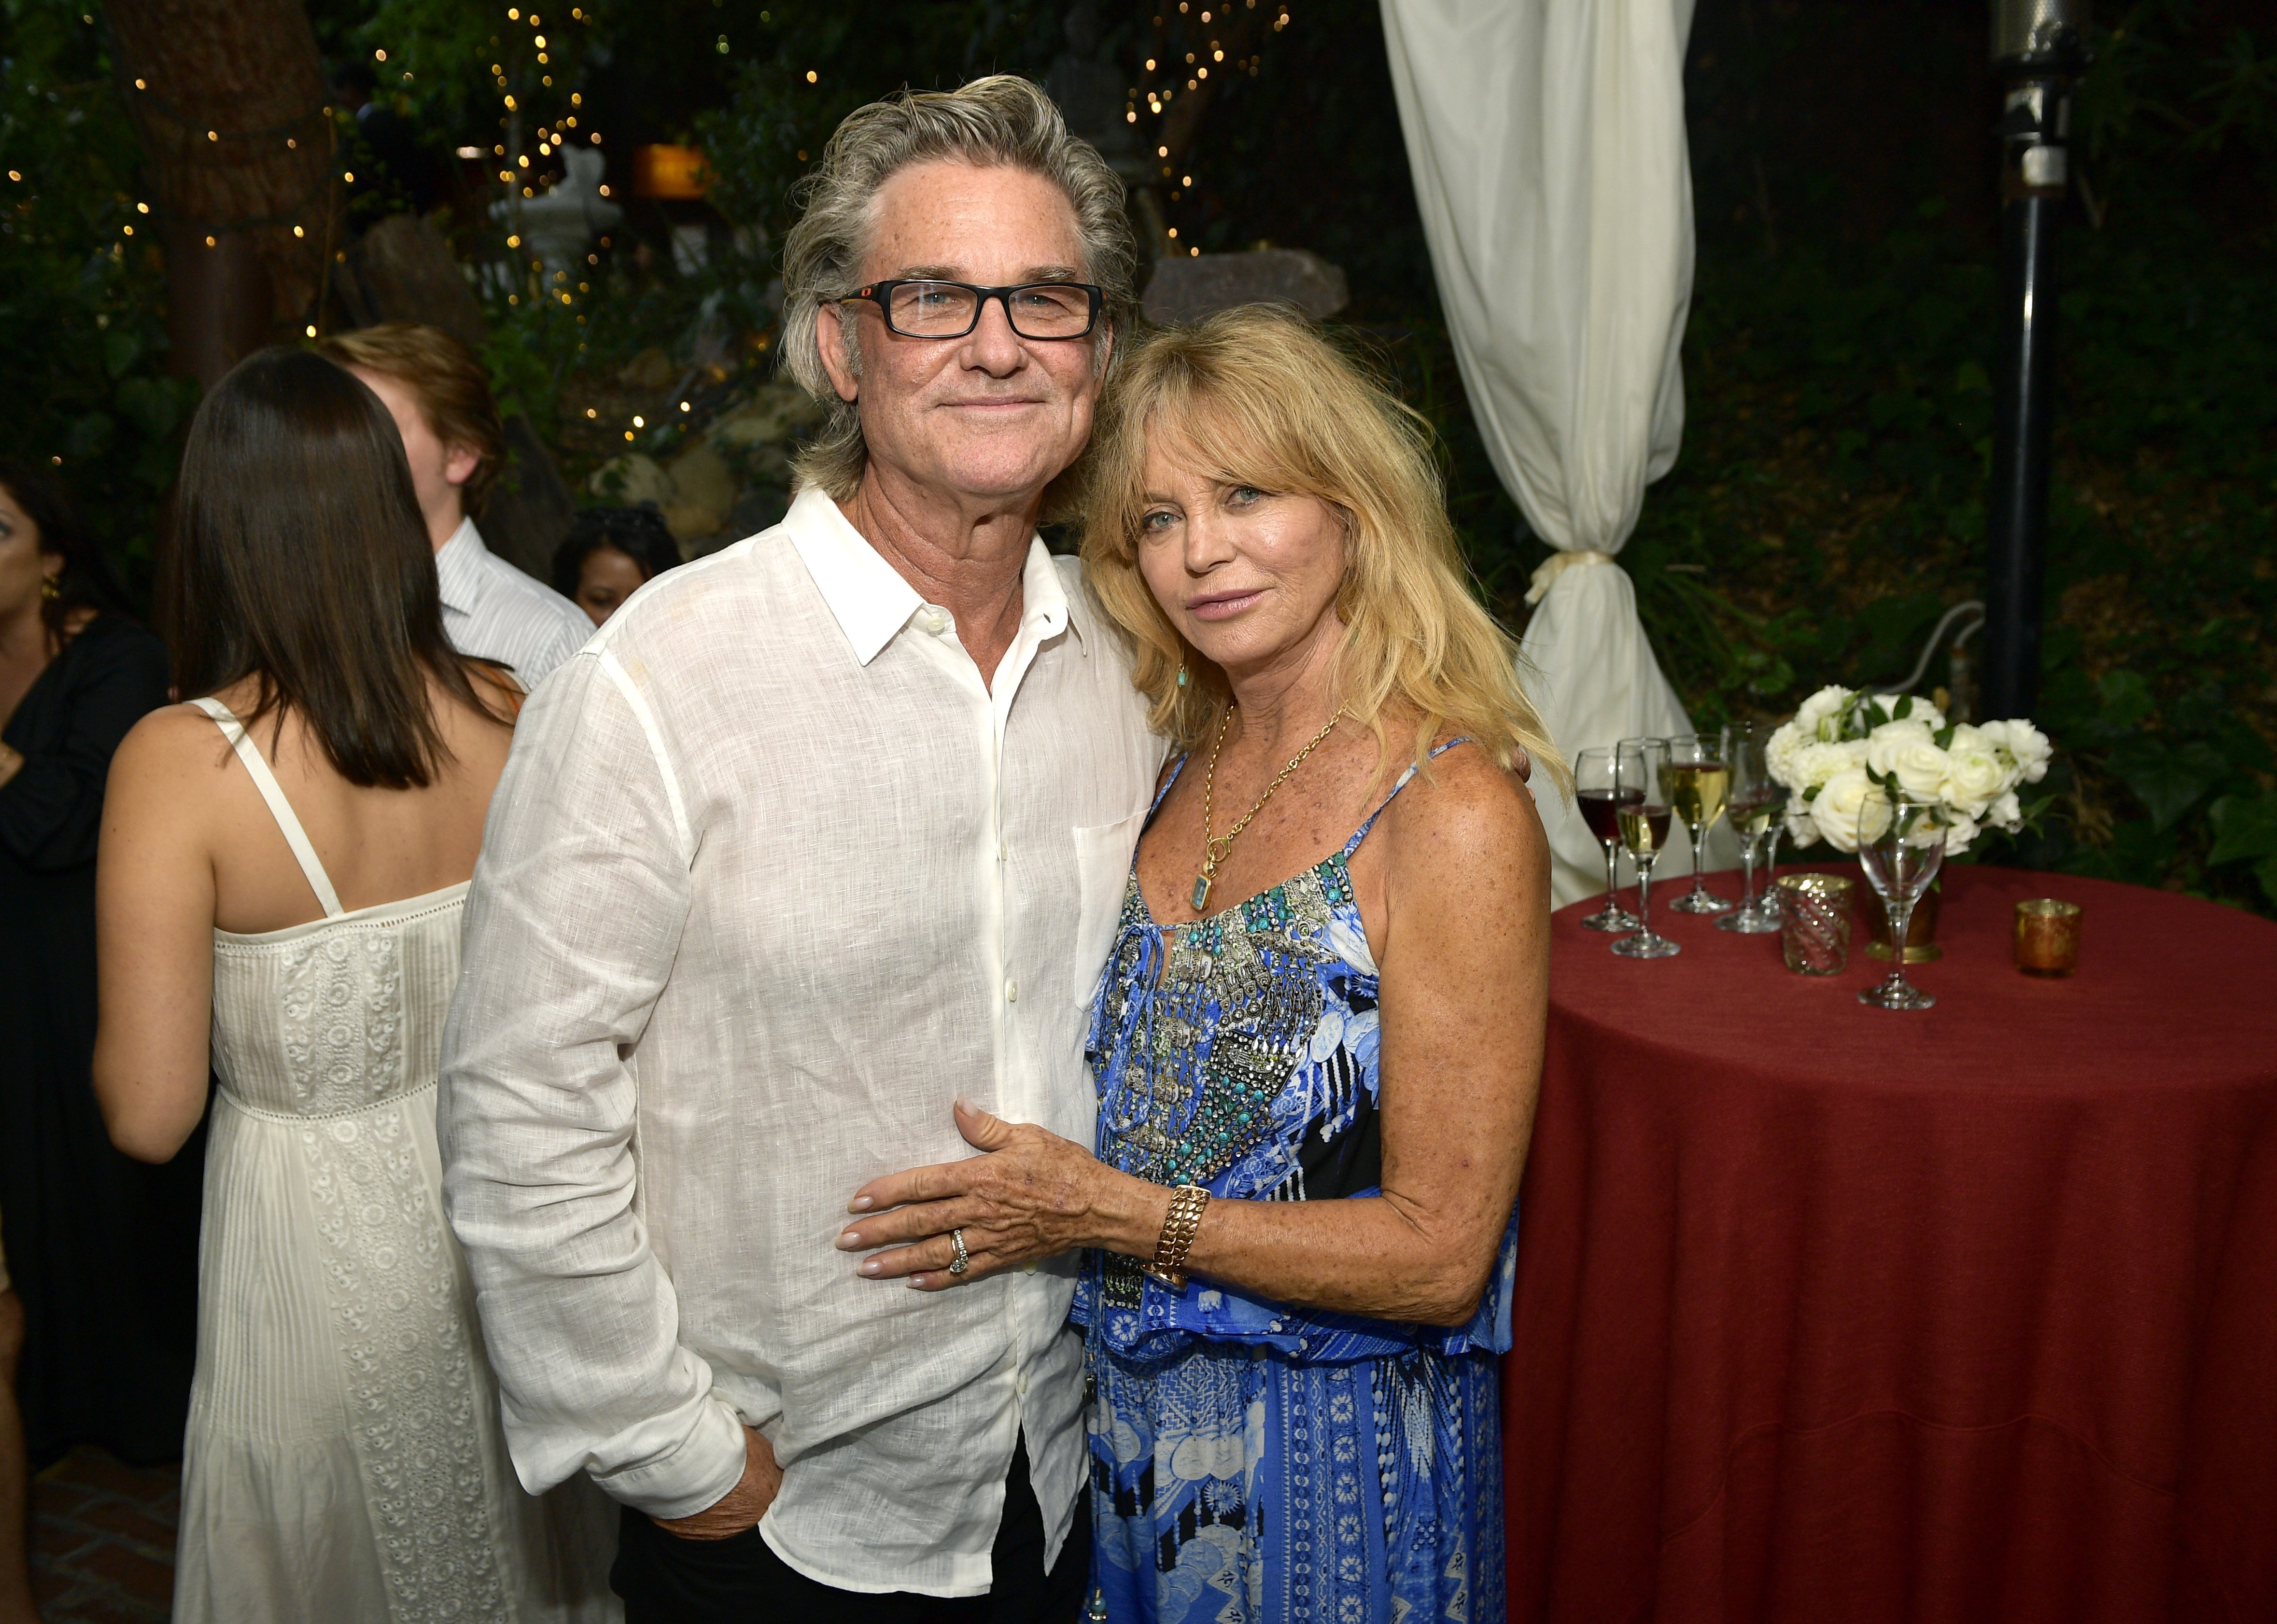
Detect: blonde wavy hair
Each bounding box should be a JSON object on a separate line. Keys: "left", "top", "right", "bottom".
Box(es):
{"left": 1078, "top": 306, "right": 1567, "bottom": 793}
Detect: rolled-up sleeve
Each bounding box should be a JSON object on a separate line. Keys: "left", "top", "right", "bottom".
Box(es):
{"left": 438, "top": 646, "right": 748, "bottom": 1519}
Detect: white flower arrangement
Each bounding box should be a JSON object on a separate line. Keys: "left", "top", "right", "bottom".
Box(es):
{"left": 1766, "top": 685, "right": 2052, "bottom": 855}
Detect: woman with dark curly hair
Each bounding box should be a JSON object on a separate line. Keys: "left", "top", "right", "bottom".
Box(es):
{"left": 0, "top": 461, "right": 193, "bottom": 1475}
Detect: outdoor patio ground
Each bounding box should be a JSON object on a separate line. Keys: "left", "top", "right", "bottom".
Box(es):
{"left": 29, "top": 1449, "right": 178, "bottom": 1622}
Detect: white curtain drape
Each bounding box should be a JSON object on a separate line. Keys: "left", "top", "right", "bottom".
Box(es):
{"left": 1381, "top": 0, "right": 1709, "bottom": 904}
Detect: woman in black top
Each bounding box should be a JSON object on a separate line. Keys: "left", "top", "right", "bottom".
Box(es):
{"left": 0, "top": 462, "right": 192, "bottom": 1466}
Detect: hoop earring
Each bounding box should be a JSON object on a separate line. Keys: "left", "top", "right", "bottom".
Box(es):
{"left": 41, "top": 576, "right": 61, "bottom": 602}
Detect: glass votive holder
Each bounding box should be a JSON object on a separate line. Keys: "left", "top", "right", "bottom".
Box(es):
{"left": 1776, "top": 874, "right": 1855, "bottom": 976}
{"left": 2014, "top": 898, "right": 2082, "bottom": 977}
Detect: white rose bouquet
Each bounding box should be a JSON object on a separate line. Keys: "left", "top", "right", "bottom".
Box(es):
{"left": 1766, "top": 686, "right": 2051, "bottom": 855}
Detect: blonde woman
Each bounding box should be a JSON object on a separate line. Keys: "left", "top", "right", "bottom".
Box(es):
{"left": 839, "top": 307, "right": 1557, "bottom": 1622}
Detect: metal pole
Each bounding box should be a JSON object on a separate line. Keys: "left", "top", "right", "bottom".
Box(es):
{"left": 1985, "top": 0, "right": 2086, "bottom": 719}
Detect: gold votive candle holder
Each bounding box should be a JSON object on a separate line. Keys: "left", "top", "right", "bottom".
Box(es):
{"left": 1776, "top": 874, "right": 1855, "bottom": 976}
{"left": 2014, "top": 898, "right": 2082, "bottom": 977}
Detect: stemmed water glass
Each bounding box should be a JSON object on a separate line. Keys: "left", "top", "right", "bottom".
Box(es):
{"left": 1716, "top": 722, "right": 1787, "bottom": 934}
{"left": 1611, "top": 738, "right": 1681, "bottom": 959}
{"left": 1856, "top": 785, "right": 1951, "bottom": 1010}
{"left": 1575, "top": 743, "right": 1643, "bottom": 933}
{"left": 1667, "top": 731, "right": 1734, "bottom": 914}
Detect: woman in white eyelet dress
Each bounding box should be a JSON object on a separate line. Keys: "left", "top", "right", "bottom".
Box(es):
{"left": 175, "top": 712, "right": 618, "bottom": 1623}
{"left": 89, "top": 348, "right": 617, "bottom": 1624}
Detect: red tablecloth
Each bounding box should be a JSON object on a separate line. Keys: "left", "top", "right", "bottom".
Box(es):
{"left": 1504, "top": 864, "right": 2277, "bottom": 1624}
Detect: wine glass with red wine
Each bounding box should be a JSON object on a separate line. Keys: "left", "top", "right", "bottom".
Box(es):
{"left": 1575, "top": 744, "right": 1643, "bottom": 932}
{"left": 1611, "top": 738, "right": 1682, "bottom": 959}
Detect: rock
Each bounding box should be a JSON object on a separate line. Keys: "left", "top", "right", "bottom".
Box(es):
{"left": 587, "top": 443, "right": 735, "bottom": 542}
{"left": 619, "top": 347, "right": 676, "bottom": 391}
{"left": 588, "top": 453, "right": 674, "bottom": 507}
{"left": 1140, "top": 248, "right": 1350, "bottom": 326}
{"left": 664, "top": 439, "right": 736, "bottom": 537}
{"left": 708, "top": 381, "right": 825, "bottom": 449}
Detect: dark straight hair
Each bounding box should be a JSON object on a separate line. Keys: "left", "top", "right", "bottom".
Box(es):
{"left": 163, "top": 348, "right": 506, "bottom": 790}
{"left": 0, "top": 459, "right": 134, "bottom": 639}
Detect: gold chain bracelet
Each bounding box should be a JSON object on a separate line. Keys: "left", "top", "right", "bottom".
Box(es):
{"left": 1143, "top": 1184, "right": 1210, "bottom": 1289}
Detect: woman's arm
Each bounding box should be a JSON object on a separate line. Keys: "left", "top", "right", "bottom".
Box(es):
{"left": 92, "top": 709, "right": 223, "bottom": 1163}
{"left": 841, "top": 755, "right": 1552, "bottom": 1327}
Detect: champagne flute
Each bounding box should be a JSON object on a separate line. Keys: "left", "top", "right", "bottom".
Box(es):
{"left": 1716, "top": 722, "right": 1786, "bottom": 934}
{"left": 1667, "top": 731, "right": 1735, "bottom": 915}
{"left": 1856, "top": 785, "right": 1950, "bottom": 1010}
{"left": 1575, "top": 744, "right": 1643, "bottom": 932}
{"left": 1611, "top": 738, "right": 1681, "bottom": 959}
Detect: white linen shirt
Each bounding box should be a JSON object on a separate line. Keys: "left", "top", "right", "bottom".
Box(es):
{"left": 434, "top": 516, "right": 594, "bottom": 688}
{"left": 438, "top": 486, "right": 1162, "bottom": 1597}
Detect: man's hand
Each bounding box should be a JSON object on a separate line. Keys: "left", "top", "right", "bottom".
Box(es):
{"left": 651, "top": 1425, "right": 781, "bottom": 1541}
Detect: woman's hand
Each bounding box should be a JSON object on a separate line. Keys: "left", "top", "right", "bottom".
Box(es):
{"left": 838, "top": 1100, "right": 1165, "bottom": 1290}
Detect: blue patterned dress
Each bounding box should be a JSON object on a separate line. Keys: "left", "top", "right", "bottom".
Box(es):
{"left": 1073, "top": 742, "right": 1515, "bottom": 1624}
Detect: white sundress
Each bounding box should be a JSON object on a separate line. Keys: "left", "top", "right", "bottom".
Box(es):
{"left": 172, "top": 697, "right": 619, "bottom": 1624}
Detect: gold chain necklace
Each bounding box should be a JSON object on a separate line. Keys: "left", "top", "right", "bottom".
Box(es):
{"left": 1191, "top": 706, "right": 1345, "bottom": 912}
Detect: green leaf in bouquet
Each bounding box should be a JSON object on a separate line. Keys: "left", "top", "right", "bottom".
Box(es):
{"left": 1894, "top": 695, "right": 1913, "bottom": 720}
{"left": 1934, "top": 723, "right": 1957, "bottom": 749}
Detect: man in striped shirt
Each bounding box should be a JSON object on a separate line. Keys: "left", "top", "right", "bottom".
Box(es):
{"left": 322, "top": 324, "right": 594, "bottom": 689}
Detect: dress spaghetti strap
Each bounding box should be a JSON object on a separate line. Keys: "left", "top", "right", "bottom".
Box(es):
{"left": 1338, "top": 736, "right": 1473, "bottom": 859}
{"left": 189, "top": 698, "right": 346, "bottom": 919}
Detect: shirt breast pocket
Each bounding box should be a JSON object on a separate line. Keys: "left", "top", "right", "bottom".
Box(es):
{"left": 1069, "top": 811, "right": 1146, "bottom": 1008}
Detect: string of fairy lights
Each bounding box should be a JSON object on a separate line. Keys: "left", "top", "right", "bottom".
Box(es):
{"left": 1130, "top": 0, "right": 1291, "bottom": 256}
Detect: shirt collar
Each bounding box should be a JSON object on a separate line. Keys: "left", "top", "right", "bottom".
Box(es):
{"left": 434, "top": 516, "right": 485, "bottom": 615}
{"left": 785, "top": 485, "right": 1080, "bottom": 666}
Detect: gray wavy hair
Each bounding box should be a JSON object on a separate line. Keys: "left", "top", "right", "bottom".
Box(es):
{"left": 779, "top": 74, "right": 1138, "bottom": 501}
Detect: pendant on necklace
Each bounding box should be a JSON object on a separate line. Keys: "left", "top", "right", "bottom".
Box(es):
{"left": 1191, "top": 872, "right": 1212, "bottom": 911}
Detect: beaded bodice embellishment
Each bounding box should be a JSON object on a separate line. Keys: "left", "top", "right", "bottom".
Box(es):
{"left": 1094, "top": 855, "right": 1359, "bottom": 1193}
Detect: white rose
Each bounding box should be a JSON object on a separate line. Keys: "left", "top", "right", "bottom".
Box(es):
{"left": 1866, "top": 724, "right": 1952, "bottom": 803}
{"left": 1791, "top": 740, "right": 1861, "bottom": 791}
{"left": 1809, "top": 767, "right": 1889, "bottom": 854}
{"left": 1942, "top": 814, "right": 1979, "bottom": 856}
{"left": 1784, "top": 807, "right": 1824, "bottom": 848}
{"left": 1792, "top": 685, "right": 1853, "bottom": 743}
{"left": 1864, "top": 719, "right": 1933, "bottom": 775}
{"left": 1983, "top": 789, "right": 2023, "bottom": 831}
{"left": 1940, "top": 732, "right": 2010, "bottom": 816}
{"left": 1981, "top": 718, "right": 2052, "bottom": 784}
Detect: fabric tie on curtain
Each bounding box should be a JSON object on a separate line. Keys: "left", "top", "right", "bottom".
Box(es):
{"left": 1382, "top": 0, "right": 1714, "bottom": 904}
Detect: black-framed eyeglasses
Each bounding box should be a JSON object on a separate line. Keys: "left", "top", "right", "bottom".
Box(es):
{"left": 840, "top": 280, "right": 1105, "bottom": 341}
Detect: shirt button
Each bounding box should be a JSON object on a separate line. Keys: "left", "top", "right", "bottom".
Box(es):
{"left": 1005, "top": 979, "right": 1018, "bottom": 1003}
{"left": 1017, "top": 1372, "right": 1029, "bottom": 1396}
{"left": 925, "top": 610, "right": 948, "bottom": 634}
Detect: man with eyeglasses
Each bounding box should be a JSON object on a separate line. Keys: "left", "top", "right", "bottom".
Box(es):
{"left": 439, "top": 76, "right": 1162, "bottom": 1623}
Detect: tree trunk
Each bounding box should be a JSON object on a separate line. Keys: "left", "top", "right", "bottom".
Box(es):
{"left": 105, "top": 0, "right": 335, "bottom": 386}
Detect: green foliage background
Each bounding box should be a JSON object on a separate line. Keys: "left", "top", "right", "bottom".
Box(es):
{"left": 0, "top": 0, "right": 197, "bottom": 591}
